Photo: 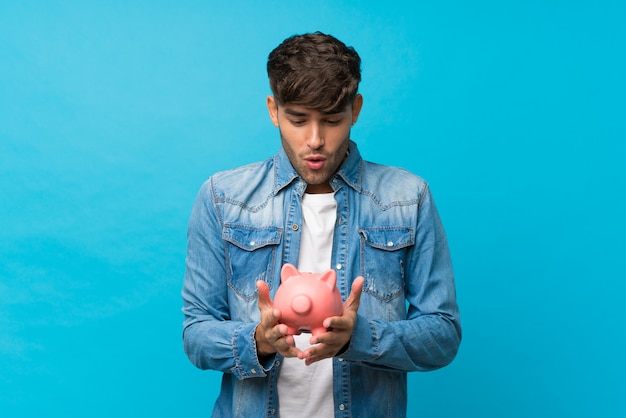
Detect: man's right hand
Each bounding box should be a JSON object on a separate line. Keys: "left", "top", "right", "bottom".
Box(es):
{"left": 255, "top": 280, "right": 302, "bottom": 360}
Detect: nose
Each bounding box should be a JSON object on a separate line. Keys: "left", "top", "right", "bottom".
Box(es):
{"left": 306, "top": 123, "right": 324, "bottom": 149}
{"left": 292, "top": 294, "right": 312, "bottom": 315}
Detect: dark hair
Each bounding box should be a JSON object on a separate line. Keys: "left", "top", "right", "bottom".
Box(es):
{"left": 267, "top": 32, "right": 361, "bottom": 113}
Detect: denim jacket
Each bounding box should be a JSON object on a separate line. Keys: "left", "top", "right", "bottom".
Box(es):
{"left": 182, "top": 141, "right": 461, "bottom": 417}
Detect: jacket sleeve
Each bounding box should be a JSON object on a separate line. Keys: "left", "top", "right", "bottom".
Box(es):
{"left": 181, "top": 179, "right": 275, "bottom": 379}
{"left": 342, "top": 184, "right": 461, "bottom": 371}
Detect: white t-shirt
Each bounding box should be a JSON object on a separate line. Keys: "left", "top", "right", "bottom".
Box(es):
{"left": 277, "top": 192, "right": 337, "bottom": 418}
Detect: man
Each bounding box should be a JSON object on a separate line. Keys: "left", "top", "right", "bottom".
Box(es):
{"left": 182, "top": 32, "right": 461, "bottom": 417}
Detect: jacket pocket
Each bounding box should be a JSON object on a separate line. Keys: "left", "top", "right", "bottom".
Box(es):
{"left": 359, "top": 227, "right": 414, "bottom": 302}
{"left": 223, "top": 224, "right": 282, "bottom": 300}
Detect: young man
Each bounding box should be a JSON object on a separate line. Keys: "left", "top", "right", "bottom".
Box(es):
{"left": 182, "top": 32, "right": 461, "bottom": 418}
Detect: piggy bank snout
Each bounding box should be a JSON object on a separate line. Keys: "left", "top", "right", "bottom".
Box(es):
{"left": 291, "top": 294, "right": 312, "bottom": 315}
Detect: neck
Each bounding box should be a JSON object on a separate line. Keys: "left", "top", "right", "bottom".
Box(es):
{"left": 305, "top": 182, "right": 333, "bottom": 194}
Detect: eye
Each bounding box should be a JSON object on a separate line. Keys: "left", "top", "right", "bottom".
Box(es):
{"left": 325, "top": 118, "right": 342, "bottom": 125}
{"left": 289, "top": 119, "right": 306, "bottom": 126}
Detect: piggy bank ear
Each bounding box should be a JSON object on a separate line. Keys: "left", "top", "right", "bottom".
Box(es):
{"left": 319, "top": 269, "right": 337, "bottom": 289}
{"left": 281, "top": 263, "right": 300, "bottom": 283}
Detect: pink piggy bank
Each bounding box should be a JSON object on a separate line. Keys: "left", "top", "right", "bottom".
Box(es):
{"left": 273, "top": 264, "right": 343, "bottom": 337}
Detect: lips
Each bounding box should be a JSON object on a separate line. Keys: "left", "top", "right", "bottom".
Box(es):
{"left": 305, "top": 156, "right": 326, "bottom": 170}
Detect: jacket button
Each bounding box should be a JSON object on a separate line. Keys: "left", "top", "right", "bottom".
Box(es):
{"left": 339, "top": 404, "right": 345, "bottom": 411}
{"left": 291, "top": 224, "right": 299, "bottom": 231}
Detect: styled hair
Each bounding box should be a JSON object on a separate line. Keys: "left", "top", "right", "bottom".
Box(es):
{"left": 267, "top": 32, "right": 361, "bottom": 113}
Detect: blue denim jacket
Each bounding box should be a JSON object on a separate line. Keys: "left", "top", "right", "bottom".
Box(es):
{"left": 182, "top": 141, "right": 461, "bottom": 417}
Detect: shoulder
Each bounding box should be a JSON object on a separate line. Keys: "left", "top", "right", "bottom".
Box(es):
{"left": 360, "top": 160, "right": 428, "bottom": 206}
{"left": 200, "top": 158, "right": 275, "bottom": 204}
{"left": 211, "top": 159, "right": 271, "bottom": 186}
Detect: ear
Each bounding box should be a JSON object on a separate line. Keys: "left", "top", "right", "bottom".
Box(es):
{"left": 319, "top": 269, "right": 337, "bottom": 290}
{"left": 266, "top": 96, "right": 280, "bottom": 127}
{"left": 281, "top": 263, "right": 300, "bottom": 283}
{"left": 351, "top": 94, "right": 363, "bottom": 125}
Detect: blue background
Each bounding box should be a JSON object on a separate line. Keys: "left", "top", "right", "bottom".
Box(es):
{"left": 1, "top": 1, "right": 625, "bottom": 416}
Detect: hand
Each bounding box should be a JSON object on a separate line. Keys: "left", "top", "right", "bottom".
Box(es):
{"left": 299, "top": 276, "right": 364, "bottom": 366}
{"left": 254, "top": 280, "right": 302, "bottom": 360}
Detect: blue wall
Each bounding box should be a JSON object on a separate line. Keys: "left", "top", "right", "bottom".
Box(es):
{"left": 1, "top": 1, "right": 624, "bottom": 416}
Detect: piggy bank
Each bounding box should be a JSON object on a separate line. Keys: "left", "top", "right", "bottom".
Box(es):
{"left": 273, "top": 264, "right": 343, "bottom": 337}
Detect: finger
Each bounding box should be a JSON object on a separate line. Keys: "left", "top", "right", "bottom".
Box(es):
{"left": 322, "top": 276, "right": 365, "bottom": 329}
{"left": 301, "top": 345, "right": 333, "bottom": 365}
{"left": 322, "top": 313, "right": 353, "bottom": 331}
{"left": 276, "top": 333, "right": 302, "bottom": 358}
{"left": 310, "top": 330, "right": 342, "bottom": 347}
{"left": 257, "top": 281, "right": 281, "bottom": 338}
{"left": 281, "top": 345, "right": 303, "bottom": 358}
{"left": 256, "top": 280, "right": 272, "bottom": 308}
{"left": 345, "top": 276, "right": 364, "bottom": 308}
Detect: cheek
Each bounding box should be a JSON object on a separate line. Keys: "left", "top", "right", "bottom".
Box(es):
{"left": 280, "top": 126, "right": 304, "bottom": 145}
{"left": 332, "top": 125, "right": 351, "bottom": 141}
{"left": 329, "top": 130, "right": 351, "bottom": 153}
{"left": 280, "top": 131, "right": 301, "bottom": 158}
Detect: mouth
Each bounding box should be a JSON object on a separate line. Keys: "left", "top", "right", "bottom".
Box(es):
{"left": 304, "top": 155, "right": 326, "bottom": 170}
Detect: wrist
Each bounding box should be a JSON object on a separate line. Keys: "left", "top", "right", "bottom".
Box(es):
{"left": 254, "top": 323, "right": 276, "bottom": 359}
{"left": 336, "top": 339, "right": 351, "bottom": 357}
